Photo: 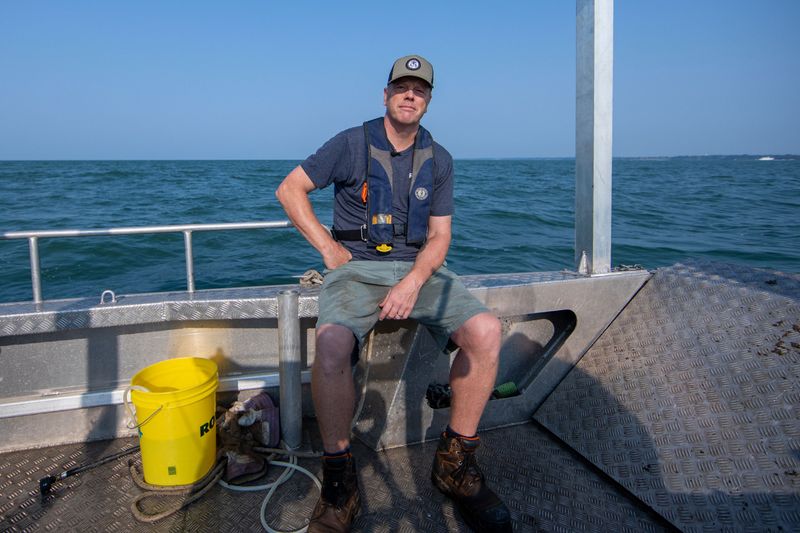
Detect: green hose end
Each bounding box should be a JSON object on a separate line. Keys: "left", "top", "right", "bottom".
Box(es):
{"left": 493, "top": 381, "right": 519, "bottom": 399}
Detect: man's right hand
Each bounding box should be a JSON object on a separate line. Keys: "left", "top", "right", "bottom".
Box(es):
{"left": 323, "top": 241, "right": 352, "bottom": 270}
{"left": 276, "top": 166, "right": 354, "bottom": 270}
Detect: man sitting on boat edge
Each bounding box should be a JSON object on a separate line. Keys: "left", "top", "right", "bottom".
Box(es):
{"left": 276, "top": 54, "right": 512, "bottom": 533}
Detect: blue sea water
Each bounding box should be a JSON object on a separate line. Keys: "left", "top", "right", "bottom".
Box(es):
{"left": 1, "top": 157, "right": 798, "bottom": 304}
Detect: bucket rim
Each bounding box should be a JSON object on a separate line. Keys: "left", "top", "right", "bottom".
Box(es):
{"left": 130, "top": 356, "right": 218, "bottom": 407}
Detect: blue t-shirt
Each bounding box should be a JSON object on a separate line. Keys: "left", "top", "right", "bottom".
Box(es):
{"left": 301, "top": 121, "right": 454, "bottom": 261}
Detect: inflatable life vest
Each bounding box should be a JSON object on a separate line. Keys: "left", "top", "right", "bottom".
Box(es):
{"left": 363, "top": 117, "right": 434, "bottom": 252}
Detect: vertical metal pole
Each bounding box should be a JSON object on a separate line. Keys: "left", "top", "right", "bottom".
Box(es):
{"left": 28, "top": 237, "right": 42, "bottom": 303}
{"left": 183, "top": 230, "right": 195, "bottom": 293}
{"left": 576, "top": 0, "right": 614, "bottom": 275}
{"left": 278, "top": 289, "right": 302, "bottom": 449}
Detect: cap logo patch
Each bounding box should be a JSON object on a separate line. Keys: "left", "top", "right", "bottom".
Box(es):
{"left": 406, "top": 58, "right": 421, "bottom": 71}
{"left": 415, "top": 187, "right": 428, "bottom": 200}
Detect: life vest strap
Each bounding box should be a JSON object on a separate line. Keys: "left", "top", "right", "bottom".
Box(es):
{"left": 332, "top": 224, "right": 408, "bottom": 242}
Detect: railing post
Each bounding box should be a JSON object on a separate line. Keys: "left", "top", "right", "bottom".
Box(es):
{"left": 183, "top": 230, "right": 195, "bottom": 293}
{"left": 28, "top": 237, "right": 42, "bottom": 304}
{"left": 278, "top": 289, "right": 302, "bottom": 449}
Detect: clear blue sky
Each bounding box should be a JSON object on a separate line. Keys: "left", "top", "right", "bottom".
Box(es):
{"left": 1, "top": 1, "right": 798, "bottom": 159}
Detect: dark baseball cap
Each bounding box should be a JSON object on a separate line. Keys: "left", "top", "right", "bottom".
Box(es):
{"left": 388, "top": 55, "right": 434, "bottom": 88}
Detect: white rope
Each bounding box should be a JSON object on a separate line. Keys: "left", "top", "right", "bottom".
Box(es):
{"left": 219, "top": 444, "right": 322, "bottom": 533}
{"left": 259, "top": 460, "right": 322, "bottom": 533}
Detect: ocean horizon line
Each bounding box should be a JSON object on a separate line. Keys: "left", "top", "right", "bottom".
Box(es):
{"left": 1, "top": 154, "right": 798, "bottom": 163}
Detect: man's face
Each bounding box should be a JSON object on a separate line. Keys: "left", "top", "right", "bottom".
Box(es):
{"left": 384, "top": 77, "right": 432, "bottom": 126}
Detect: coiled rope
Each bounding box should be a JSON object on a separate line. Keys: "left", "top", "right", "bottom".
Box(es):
{"left": 219, "top": 445, "right": 322, "bottom": 533}
{"left": 129, "top": 457, "right": 226, "bottom": 523}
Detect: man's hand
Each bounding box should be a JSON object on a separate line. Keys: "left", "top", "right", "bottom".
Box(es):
{"left": 377, "top": 215, "right": 452, "bottom": 321}
{"left": 323, "top": 241, "right": 352, "bottom": 270}
{"left": 276, "top": 166, "right": 352, "bottom": 270}
{"left": 378, "top": 275, "right": 422, "bottom": 320}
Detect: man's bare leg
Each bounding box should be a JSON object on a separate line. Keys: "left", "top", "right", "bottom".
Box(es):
{"left": 447, "top": 312, "right": 502, "bottom": 435}
{"left": 312, "top": 323, "right": 357, "bottom": 453}
{"left": 432, "top": 311, "right": 512, "bottom": 532}
{"left": 308, "top": 323, "right": 361, "bottom": 533}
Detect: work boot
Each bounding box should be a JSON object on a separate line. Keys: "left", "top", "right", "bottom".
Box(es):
{"left": 431, "top": 433, "right": 513, "bottom": 532}
{"left": 308, "top": 454, "right": 360, "bottom": 533}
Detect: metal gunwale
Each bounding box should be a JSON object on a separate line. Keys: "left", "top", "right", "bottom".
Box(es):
{"left": 1, "top": 220, "right": 295, "bottom": 303}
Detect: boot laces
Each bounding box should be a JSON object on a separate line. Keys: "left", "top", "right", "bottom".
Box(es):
{"left": 452, "top": 447, "right": 482, "bottom": 489}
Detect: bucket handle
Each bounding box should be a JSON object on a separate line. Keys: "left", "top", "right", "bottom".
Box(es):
{"left": 124, "top": 386, "right": 164, "bottom": 430}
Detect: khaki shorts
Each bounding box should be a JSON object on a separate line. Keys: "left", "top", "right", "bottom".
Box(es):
{"left": 317, "top": 261, "right": 487, "bottom": 350}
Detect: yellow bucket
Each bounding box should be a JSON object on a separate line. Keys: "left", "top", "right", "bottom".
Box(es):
{"left": 129, "top": 357, "right": 218, "bottom": 486}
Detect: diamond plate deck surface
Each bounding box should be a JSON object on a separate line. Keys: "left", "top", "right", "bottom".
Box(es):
{"left": 535, "top": 261, "right": 800, "bottom": 532}
{"left": 0, "top": 421, "right": 669, "bottom": 532}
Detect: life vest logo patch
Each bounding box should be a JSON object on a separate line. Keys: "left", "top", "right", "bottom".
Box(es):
{"left": 414, "top": 187, "right": 428, "bottom": 200}
{"left": 406, "top": 58, "right": 421, "bottom": 70}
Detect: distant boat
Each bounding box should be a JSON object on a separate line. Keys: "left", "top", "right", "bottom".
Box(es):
{"left": 759, "top": 156, "right": 775, "bottom": 161}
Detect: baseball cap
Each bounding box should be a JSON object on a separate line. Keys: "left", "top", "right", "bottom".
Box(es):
{"left": 388, "top": 55, "right": 434, "bottom": 88}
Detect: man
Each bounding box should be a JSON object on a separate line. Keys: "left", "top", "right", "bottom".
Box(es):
{"left": 276, "top": 55, "right": 512, "bottom": 533}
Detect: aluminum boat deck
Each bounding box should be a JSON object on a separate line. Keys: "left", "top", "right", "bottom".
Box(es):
{"left": 0, "top": 422, "right": 671, "bottom": 532}
{"left": 1, "top": 261, "right": 798, "bottom": 532}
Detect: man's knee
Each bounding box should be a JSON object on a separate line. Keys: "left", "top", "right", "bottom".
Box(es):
{"left": 452, "top": 312, "right": 502, "bottom": 355}
{"left": 315, "top": 323, "right": 356, "bottom": 374}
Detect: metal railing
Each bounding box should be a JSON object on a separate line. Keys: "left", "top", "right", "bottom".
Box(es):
{"left": 1, "top": 221, "right": 294, "bottom": 303}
